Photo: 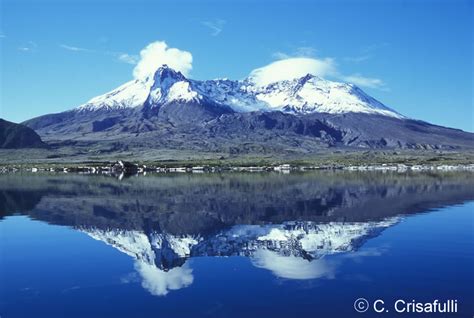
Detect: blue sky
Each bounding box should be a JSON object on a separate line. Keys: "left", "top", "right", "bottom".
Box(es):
{"left": 1, "top": 0, "right": 472, "bottom": 131}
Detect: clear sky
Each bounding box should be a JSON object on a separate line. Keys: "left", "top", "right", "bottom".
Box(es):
{"left": 1, "top": 0, "right": 472, "bottom": 131}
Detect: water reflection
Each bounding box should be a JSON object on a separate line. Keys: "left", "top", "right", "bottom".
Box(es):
{"left": 252, "top": 250, "right": 336, "bottom": 280}
{"left": 1, "top": 171, "right": 473, "bottom": 296}
{"left": 135, "top": 262, "right": 193, "bottom": 296}
{"left": 80, "top": 219, "right": 398, "bottom": 292}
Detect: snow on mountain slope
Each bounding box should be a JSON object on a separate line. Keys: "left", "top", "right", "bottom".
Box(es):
{"left": 146, "top": 65, "right": 203, "bottom": 106}
{"left": 251, "top": 75, "right": 402, "bottom": 117}
{"left": 74, "top": 65, "right": 403, "bottom": 118}
{"left": 191, "top": 78, "right": 267, "bottom": 112}
{"left": 77, "top": 65, "right": 199, "bottom": 112}
{"left": 77, "top": 78, "right": 154, "bottom": 111}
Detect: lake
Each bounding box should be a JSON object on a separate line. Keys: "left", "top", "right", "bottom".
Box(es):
{"left": 0, "top": 171, "right": 473, "bottom": 317}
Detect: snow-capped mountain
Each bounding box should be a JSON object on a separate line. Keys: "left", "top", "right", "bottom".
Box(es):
{"left": 77, "top": 78, "right": 153, "bottom": 111}
{"left": 195, "top": 74, "right": 403, "bottom": 117}
{"left": 24, "top": 64, "right": 474, "bottom": 152}
{"left": 76, "top": 64, "right": 402, "bottom": 118}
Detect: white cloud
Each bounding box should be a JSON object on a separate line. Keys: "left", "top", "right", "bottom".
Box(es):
{"left": 132, "top": 41, "right": 193, "bottom": 79}
{"left": 18, "top": 41, "right": 37, "bottom": 52}
{"left": 250, "top": 53, "right": 386, "bottom": 89}
{"left": 271, "top": 51, "right": 291, "bottom": 60}
{"left": 57, "top": 40, "right": 192, "bottom": 78}
{"left": 248, "top": 57, "right": 337, "bottom": 86}
{"left": 59, "top": 44, "right": 136, "bottom": 65}
{"left": 341, "top": 74, "right": 385, "bottom": 89}
{"left": 56, "top": 39, "right": 384, "bottom": 89}
{"left": 59, "top": 44, "right": 93, "bottom": 53}
{"left": 201, "top": 19, "right": 226, "bottom": 36}
{"left": 117, "top": 53, "right": 139, "bottom": 65}
{"left": 134, "top": 261, "right": 194, "bottom": 296}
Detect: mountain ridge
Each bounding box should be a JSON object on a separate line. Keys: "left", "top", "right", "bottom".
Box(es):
{"left": 22, "top": 65, "right": 474, "bottom": 153}
{"left": 0, "top": 119, "right": 47, "bottom": 149}
{"left": 73, "top": 65, "right": 403, "bottom": 118}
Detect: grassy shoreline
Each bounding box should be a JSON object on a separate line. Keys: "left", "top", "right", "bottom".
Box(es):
{"left": 1, "top": 151, "right": 474, "bottom": 171}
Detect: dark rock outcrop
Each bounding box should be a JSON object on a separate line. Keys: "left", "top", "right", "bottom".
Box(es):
{"left": 0, "top": 118, "right": 47, "bottom": 149}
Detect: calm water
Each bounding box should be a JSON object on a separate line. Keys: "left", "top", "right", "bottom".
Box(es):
{"left": 0, "top": 171, "right": 473, "bottom": 318}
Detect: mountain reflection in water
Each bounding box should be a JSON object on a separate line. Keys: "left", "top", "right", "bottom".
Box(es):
{"left": 1, "top": 171, "right": 473, "bottom": 297}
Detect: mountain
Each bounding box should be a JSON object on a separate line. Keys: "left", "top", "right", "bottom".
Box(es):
{"left": 23, "top": 65, "right": 474, "bottom": 153}
{"left": 0, "top": 118, "right": 47, "bottom": 149}
{"left": 72, "top": 65, "right": 403, "bottom": 117}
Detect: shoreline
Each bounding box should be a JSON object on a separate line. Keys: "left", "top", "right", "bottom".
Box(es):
{"left": 2, "top": 149, "right": 474, "bottom": 174}
{"left": 2, "top": 161, "right": 474, "bottom": 174}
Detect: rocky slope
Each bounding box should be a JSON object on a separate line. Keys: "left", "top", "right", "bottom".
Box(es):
{"left": 0, "top": 118, "right": 47, "bottom": 149}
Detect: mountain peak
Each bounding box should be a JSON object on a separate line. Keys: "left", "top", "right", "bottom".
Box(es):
{"left": 300, "top": 73, "right": 317, "bottom": 82}
{"left": 151, "top": 65, "right": 186, "bottom": 88}
{"left": 145, "top": 65, "right": 201, "bottom": 106}
{"left": 152, "top": 64, "right": 186, "bottom": 82}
